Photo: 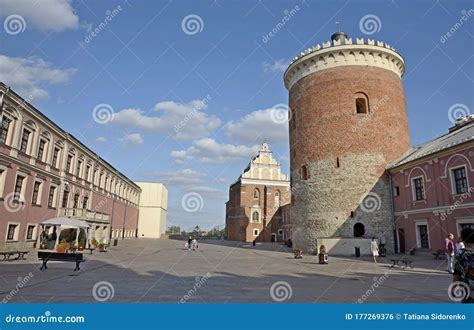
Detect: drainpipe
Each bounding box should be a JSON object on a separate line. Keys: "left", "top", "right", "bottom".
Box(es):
{"left": 264, "top": 185, "right": 268, "bottom": 240}
{"left": 109, "top": 193, "right": 115, "bottom": 241}
{"left": 388, "top": 171, "right": 398, "bottom": 253}
{"left": 122, "top": 203, "right": 127, "bottom": 240}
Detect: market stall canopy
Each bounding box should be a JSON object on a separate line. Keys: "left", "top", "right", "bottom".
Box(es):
{"left": 41, "top": 217, "right": 90, "bottom": 229}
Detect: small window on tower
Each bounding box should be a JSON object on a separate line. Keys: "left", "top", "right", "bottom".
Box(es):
{"left": 393, "top": 186, "right": 400, "bottom": 197}
{"left": 355, "top": 92, "right": 369, "bottom": 114}
{"left": 301, "top": 165, "right": 308, "bottom": 180}
{"left": 336, "top": 157, "right": 340, "bottom": 168}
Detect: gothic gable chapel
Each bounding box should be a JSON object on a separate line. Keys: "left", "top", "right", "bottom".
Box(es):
{"left": 226, "top": 143, "right": 290, "bottom": 242}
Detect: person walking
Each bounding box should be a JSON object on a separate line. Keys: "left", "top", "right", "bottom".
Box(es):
{"left": 445, "top": 233, "right": 455, "bottom": 273}
{"left": 371, "top": 237, "right": 379, "bottom": 263}
{"left": 187, "top": 236, "right": 192, "bottom": 251}
{"left": 192, "top": 238, "right": 197, "bottom": 251}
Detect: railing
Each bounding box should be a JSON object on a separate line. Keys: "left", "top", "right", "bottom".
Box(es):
{"left": 60, "top": 208, "right": 110, "bottom": 223}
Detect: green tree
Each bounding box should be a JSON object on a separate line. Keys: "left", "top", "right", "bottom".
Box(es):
{"left": 167, "top": 225, "right": 181, "bottom": 234}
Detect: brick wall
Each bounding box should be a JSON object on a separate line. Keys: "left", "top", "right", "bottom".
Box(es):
{"left": 288, "top": 65, "right": 410, "bottom": 253}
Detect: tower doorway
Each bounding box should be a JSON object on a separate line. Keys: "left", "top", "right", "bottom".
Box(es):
{"left": 353, "top": 223, "right": 365, "bottom": 237}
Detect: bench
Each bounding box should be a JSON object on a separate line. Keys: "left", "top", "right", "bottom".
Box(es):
{"left": 390, "top": 258, "right": 414, "bottom": 269}
{"left": 38, "top": 251, "right": 84, "bottom": 271}
{"left": 432, "top": 250, "right": 444, "bottom": 260}
{"left": 0, "top": 250, "right": 29, "bottom": 261}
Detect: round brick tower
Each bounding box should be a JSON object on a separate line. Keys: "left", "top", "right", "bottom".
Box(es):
{"left": 284, "top": 32, "right": 410, "bottom": 253}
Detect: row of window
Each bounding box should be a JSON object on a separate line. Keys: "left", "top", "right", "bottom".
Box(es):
{"left": 252, "top": 189, "right": 281, "bottom": 207}
{"left": 294, "top": 164, "right": 469, "bottom": 203}
{"left": 0, "top": 112, "right": 139, "bottom": 204}
{"left": 6, "top": 223, "right": 37, "bottom": 242}
{"left": 407, "top": 221, "right": 473, "bottom": 250}
{"left": 111, "top": 229, "right": 135, "bottom": 238}
{"left": 0, "top": 168, "right": 137, "bottom": 211}
{"left": 1, "top": 170, "right": 89, "bottom": 209}
{"left": 249, "top": 228, "right": 284, "bottom": 238}
{"left": 394, "top": 166, "right": 469, "bottom": 202}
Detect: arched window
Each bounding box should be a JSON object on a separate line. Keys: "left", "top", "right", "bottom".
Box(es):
{"left": 353, "top": 222, "right": 365, "bottom": 237}
{"left": 354, "top": 92, "right": 369, "bottom": 114}
{"left": 252, "top": 211, "right": 260, "bottom": 222}
{"left": 253, "top": 189, "right": 260, "bottom": 200}
{"left": 274, "top": 191, "right": 280, "bottom": 207}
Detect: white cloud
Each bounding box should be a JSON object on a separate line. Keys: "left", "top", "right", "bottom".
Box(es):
{"left": 0, "top": 0, "right": 79, "bottom": 32}
{"left": 143, "top": 168, "right": 225, "bottom": 196}
{"left": 119, "top": 133, "right": 143, "bottom": 145}
{"left": 170, "top": 150, "right": 193, "bottom": 164}
{"left": 110, "top": 99, "right": 221, "bottom": 140}
{"left": 262, "top": 59, "right": 288, "bottom": 73}
{"left": 96, "top": 137, "right": 107, "bottom": 143}
{"left": 0, "top": 55, "right": 76, "bottom": 100}
{"left": 144, "top": 168, "right": 207, "bottom": 187}
{"left": 224, "top": 108, "right": 289, "bottom": 145}
{"left": 171, "top": 138, "right": 259, "bottom": 164}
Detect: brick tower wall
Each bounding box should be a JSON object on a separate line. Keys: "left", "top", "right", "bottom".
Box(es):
{"left": 288, "top": 65, "right": 410, "bottom": 253}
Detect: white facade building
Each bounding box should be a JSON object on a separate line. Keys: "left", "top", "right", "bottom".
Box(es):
{"left": 135, "top": 182, "right": 168, "bottom": 238}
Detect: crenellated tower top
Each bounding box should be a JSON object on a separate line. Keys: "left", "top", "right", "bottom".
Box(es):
{"left": 283, "top": 32, "right": 405, "bottom": 90}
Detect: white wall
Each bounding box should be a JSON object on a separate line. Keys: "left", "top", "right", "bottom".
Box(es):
{"left": 316, "top": 238, "right": 373, "bottom": 256}
{"left": 135, "top": 182, "right": 168, "bottom": 238}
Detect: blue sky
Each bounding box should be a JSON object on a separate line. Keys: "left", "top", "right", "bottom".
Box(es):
{"left": 0, "top": 0, "right": 472, "bottom": 231}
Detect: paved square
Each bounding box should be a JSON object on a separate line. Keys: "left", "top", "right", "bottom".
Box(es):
{"left": 0, "top": 239, "right": 454, "bottom": 303}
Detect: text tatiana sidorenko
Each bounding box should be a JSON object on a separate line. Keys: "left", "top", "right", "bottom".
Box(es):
{"left": 403, "top": 313, "right": 466, "bottom": 321}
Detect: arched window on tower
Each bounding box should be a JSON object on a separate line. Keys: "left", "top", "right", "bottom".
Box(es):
{"left": 354, "top": 92, "right": 369, "bottom": 114}
{"left": 253, "top": 189, "right": 260, "bottom": 200}
{"left": 274, "top": 191, "right": 280, "bottom": 207}
{"left": 353, "top": 222, "right": 365, "bottom": 237}
{"left": 252, "top": 211, "right": 260, "bottom": 222}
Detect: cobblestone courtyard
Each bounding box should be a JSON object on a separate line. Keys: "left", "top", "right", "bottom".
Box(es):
{"left": 0, "top": 239, "right": 454, "bottom": 303}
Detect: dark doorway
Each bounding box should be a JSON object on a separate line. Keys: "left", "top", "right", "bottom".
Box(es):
{"left": 398, "top": 228, "right": 405, "bottom": 253}
{"left": 418, "top": 225, "right": 429, "bottom": 248}
{"left": 353, "top": 223, "right": 365, "bottom": 237}
{"left": 271, "top": 234, "right": 276, "bottom": 242}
